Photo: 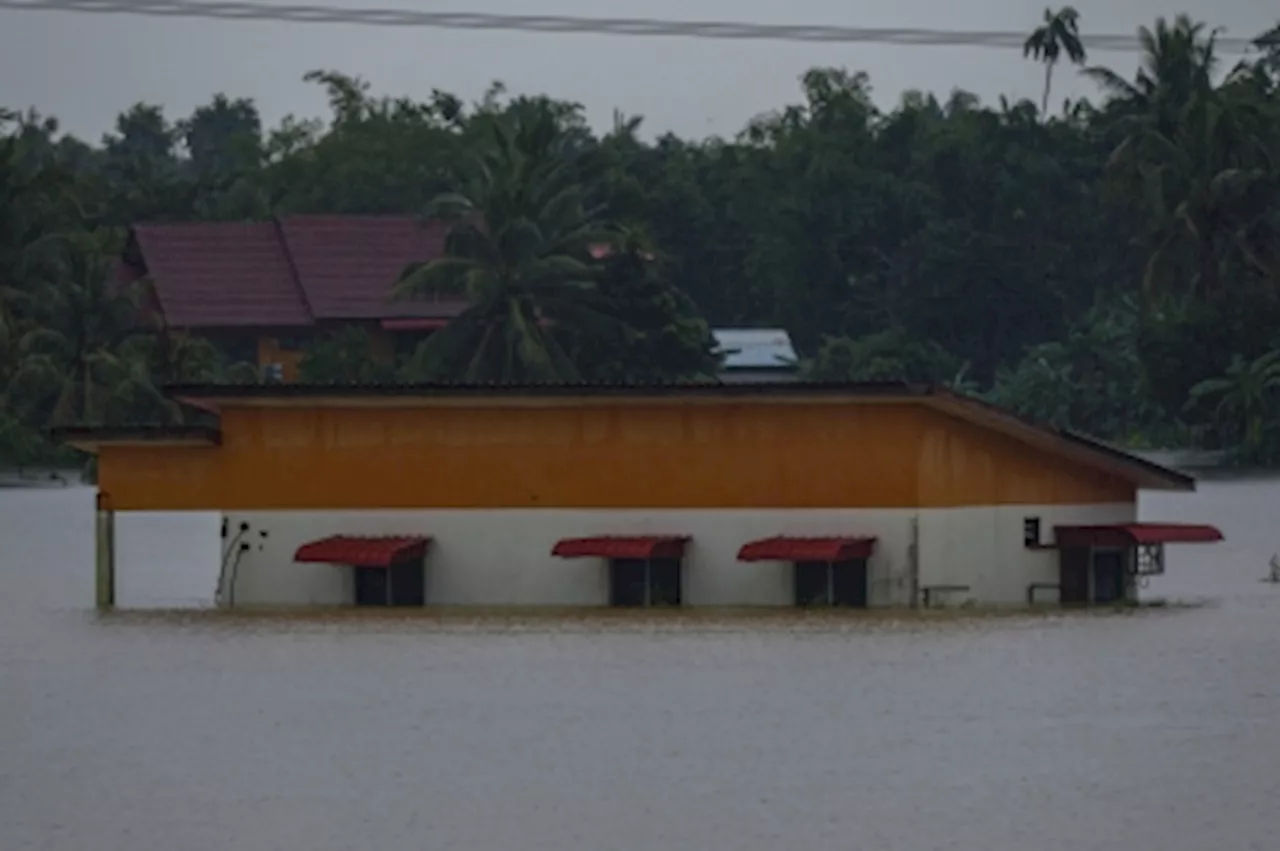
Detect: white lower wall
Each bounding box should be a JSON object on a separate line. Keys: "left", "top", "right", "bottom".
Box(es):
{"left": 114, "top": 511, "right": 222, "bottom": 608}
{"left": 220, "top": 509, "right": 919, "bottom": 608}
{"left": 916, "top": 503, "right": 1137, "bottom": 605}
{"left": 197, "top": 503, "right": 1134, "bottom": 607}
{"left": 106, "top": 503, "right": 1137, "bottom": 608}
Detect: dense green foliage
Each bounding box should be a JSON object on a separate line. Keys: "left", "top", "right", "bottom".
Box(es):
{"left": 2, "top": 12, "right": 1280, "bottom": 468}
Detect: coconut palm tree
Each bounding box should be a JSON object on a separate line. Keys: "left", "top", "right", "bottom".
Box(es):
{"left": 1023, "top": 7, "right": 1087, "bottom": 119}
{"left": 396, "top": 108, "right": 618, "bottom": 382}
{"left": 1084, "top": 15, "right": 1220, "bottom": 134}
{"left": 1085, "top": 16, "right": 1276, "bottom": 298}
{"left": 1186, "top": 349, "right": 1280, "bottom": 459}
{"left": 8, "top": 232, "right": 146, "bottom": 425}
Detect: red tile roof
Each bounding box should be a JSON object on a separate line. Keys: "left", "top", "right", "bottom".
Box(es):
{"left": 132, "top": 222, "right": 313, "bottom": 328}
{"left": 737, "top": 536, "right": 878, "bottom": 562}
{"left": 1053, "top": 523, "right": 1224, "bottom": 548}
{"left": 127, "top": 215, "right": 468, "bottom": 328}
{"left": 278, "top": 215, "right": 466, "bottom": 320}
{"left": 551, "top": 536, "right": 691, "bottom": 560}
{"left": 294, "top": 535, "right": 432, "bottom": 567}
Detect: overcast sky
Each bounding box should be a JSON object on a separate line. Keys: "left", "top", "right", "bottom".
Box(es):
{"left": 1, "top": 1, "right": 1275, "bottom": 142}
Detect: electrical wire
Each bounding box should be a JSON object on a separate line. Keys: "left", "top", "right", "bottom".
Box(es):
{"left": 0, "top": 0, "right": 1266, "bottom": 53}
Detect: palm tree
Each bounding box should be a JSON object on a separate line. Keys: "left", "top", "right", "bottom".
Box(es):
{"left": 1084, "top": 15, "right": 1220, "bottom": 134}
{"left": 1186, "top": 349, "right": 1280, "bottom": 458}
{"left": 1023, "top": 7, "right": 1087, "bottom": 119}
{"left": 396, "top": 108, "right": 618, "bottom": 382}
{"left": 8, "top": 232, "right": 145, "bottom": 425}
{"left": 1085, "top": 17, "right": 1273, "bottom": 298}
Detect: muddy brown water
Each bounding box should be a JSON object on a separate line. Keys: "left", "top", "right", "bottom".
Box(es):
{"left": 2, "top": 481, "right": 1278, "bottom": 851}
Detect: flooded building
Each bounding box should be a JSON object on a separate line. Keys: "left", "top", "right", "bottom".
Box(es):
{"left": 711, "top": 328, "right": 799, "bottom": 383}
{"left": 56, "top": 381, "right": 1222, "bottom": 610}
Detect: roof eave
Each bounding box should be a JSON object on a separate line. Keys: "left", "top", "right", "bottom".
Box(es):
{"left": 164, "top": 380, "right": 928, "bottom": 402}
{"left": 49, "top": 425, "right": 222, "bottom": 455}
{"left": 1059, "top": 430, "right": 1196, "bottom": 492}
{"left": 920, "top": 389, "right": 1196, "bottom": 492}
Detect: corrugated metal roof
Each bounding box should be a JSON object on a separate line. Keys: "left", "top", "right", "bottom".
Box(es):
{"left": 127, "top": 216, "right": 468, "bottom": 328}
{"left": 278, "top": 215, "right": 466, "bottom": 320}
{"left": 712, "top": 328, "right": 797, "bottom": 370}
{"left": 132, "top": 222, "right": 314, "bottom": 328}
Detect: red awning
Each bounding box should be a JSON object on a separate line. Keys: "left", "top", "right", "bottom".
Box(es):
{"left": 551, "top": 536, "right": 690, "bottom": 560}
{"left": 737, "top": 536, "right": 878, "bottom": 562}
{"left": 1054, "top": 523, "right": 1224, "bottom": 548}
{"left": 294, "top": 535, "right": 431, "bottom": 567}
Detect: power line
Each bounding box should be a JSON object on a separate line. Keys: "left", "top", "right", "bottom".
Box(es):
{"left": 0, "top": 0, "right": 1265, "bottom": 53}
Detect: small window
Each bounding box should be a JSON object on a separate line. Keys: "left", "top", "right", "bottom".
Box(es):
{"left": 648, "top": 558, "right": 682, "bottom": 607}
{"left": 794, "top": 560, "right": 868, "bottom": 608}
{"left": 831, "top": 560, "right": 868, "bottom": 607}
{"left": 354, "top": 567, "right": 389, "bottom": 606}
{"left": 1023, "top": 517, "right": 1042, "bottom": 547}
{"left": 609, "top": 558, "right": 682, "bottom": 607}
{"left": 795, "top": 561, "right": 830, "bottom": 606}
{"left": 609, "top": 559, "right": 648, "bottom": 607}
{"left": 388, "top": 560, "right": 426, "bottom": 606}
{"left": 262, "top": 363, "right": 285, "bottom": 382}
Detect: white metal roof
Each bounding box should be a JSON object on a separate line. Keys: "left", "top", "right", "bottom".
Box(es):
{"left": 712, "top": 328, "right": 798, "bottom": 370}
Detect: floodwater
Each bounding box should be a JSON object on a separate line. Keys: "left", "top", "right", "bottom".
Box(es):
{"left": 1, "top": 481, "right": 1278, "bottom": 851}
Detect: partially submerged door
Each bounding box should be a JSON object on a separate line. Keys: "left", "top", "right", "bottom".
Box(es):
{"left": 1059, "top": 548, "right": 1090, "bottom": 605}
{"left": 794, "top": 561, "right": 830, "bottom": 606}
{"left": 388, "top": 558, "right": 426, "bottom": 606}
{"left": 609, "top": 559, "right": 648, "bottom": 607}
{"left": 1091, "top": 549, "right": 1126, "bottom": 604}
{"left": 793, "top": 560, "right": 868, "bottom": 607}
{"left": 831, "top": 559, "right": 869, "bottom": 607}
{"left": 354, "top": 567, "right": 389, "bottom": 606}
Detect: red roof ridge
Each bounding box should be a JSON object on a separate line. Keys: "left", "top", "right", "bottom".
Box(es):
{"left": 270, "top": 216, "right": 314, "bottom": 318}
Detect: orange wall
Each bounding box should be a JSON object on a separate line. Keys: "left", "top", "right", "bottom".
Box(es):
{"left": 256, "top": 336, "right": 305, "bottom": 382}
{"left": 96, "top": 402, "right": 1135, "bottom": 511}
{"left": 257, "top": 329, "right": 396, "bottom": 383}
{"left": 917, "top": 413, "right": 1133, "bottom": 506}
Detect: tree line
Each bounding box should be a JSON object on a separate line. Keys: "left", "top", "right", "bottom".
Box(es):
{"left": 2, "top": 10, "right": 1279, "bottom": 469}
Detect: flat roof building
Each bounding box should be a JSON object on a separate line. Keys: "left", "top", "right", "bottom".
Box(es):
{"left": 56, "top": 381, "right": 1222, "bottom": 611}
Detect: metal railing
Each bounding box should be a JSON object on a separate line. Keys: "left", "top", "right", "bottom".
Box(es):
{"left": 1027, "top": 583, "right": 1061, "bottom": 605}
{"left": 920, "top": 584, "right": 970, "bottom": 608}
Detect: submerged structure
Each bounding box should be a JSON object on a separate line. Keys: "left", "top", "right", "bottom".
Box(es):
{"left": 55, "top": 381, "right": 1223, "bottom": 611}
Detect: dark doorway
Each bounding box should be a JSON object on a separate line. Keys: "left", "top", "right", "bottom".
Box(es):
{"left": 793, "top": 560, "right": 868, "bottom": 608}
{"left": 354, "top": 567, "right": 389, "bottom": 606}
{"left": 609, "top": 558, "right": 682, "bottom": 607}
{"left": 831, "top": 559, "right": 868, "bottom": 607}
{"left": 353, "top": 560, "right": 425, "bottom": 606}
{"left": 388, "top": 559, "right": 426, "bottom": 607}
{"left": 794, "top": 561, "right": 830, "bottom": 606}
{"left": 1059, "top": 548, "right": 1090, "bottom": 605}
{"left": 649, "top": 558, "right": 682, "bottom": 607}
{"left": 1092, "top": 550, "right": 1127, "bottom": 604}
{"left": 609, "top": 559, "right": 648, "bottom": 607}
